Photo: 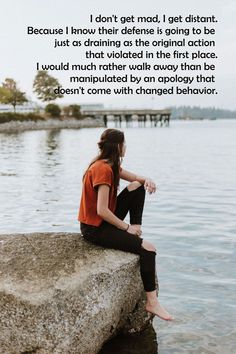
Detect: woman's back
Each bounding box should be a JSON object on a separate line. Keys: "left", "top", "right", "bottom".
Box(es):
{"left": 78, "top": 159, "right": 119, "bottom": 226}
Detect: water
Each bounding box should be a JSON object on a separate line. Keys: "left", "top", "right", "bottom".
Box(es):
{"left": 0, "top": 119, "right": 236, "bottom": 353}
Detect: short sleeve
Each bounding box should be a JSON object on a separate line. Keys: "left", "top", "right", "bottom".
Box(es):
{"left": 92, "top": 164, "right": 113, "bottom": 189}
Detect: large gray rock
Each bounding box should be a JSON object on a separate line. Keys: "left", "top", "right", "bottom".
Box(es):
{"left": 0, "top": 232, "right": 157, "bottom": 354}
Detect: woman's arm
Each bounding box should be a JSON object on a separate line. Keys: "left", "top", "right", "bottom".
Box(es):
{"left": 120, "top": 168, "right": 157, "bottom": 194}
{"left": 120, "top": 168, "right": 146, "bottom": 184}
{"left": 97, "top": 184, "right": 129, "bottom": 230}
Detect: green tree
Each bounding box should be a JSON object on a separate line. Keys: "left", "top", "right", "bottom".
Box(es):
{"left": 62, "top": 105, "right": 71, "bottom": 117}
{"left": 0, "top": 78, "right": 28, "bottom": 112}
{"left": 69, "top": 104, "right": 81, "bottom": 118}
{"left": 33, "top": 70, "right": 63, "bottom": 103}
{"left": 0, "top": 86, "right": 11, "bottom": 102}
{"left": 61, "top": 104, "right": 82, "bottom": 119}
{"left": 45, "top": 103, "right": 61, "bottom": 117}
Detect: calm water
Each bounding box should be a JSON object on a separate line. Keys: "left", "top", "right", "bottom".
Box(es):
{"left": 0, "top": 119, "right": 236, "bottom": 353}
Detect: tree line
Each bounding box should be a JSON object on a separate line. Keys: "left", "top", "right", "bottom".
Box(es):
{"left": 0, "top": 71, "right": 81, "bottom": 119}
{"left": 168, "top": 105, "right": 236, "bottom": 119}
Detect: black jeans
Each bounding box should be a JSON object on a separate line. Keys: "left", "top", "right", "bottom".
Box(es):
{"left": 80, "top": 184, "right": 158, "bottom": 292}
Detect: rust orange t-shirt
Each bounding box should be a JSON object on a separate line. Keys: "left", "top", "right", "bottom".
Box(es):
{"left": 78, "top": 159, "right": 122, "bottom": 226}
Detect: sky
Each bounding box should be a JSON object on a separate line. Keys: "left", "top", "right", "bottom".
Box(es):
{"left": 1, "top": 0, "right": 235, "bottom": 110}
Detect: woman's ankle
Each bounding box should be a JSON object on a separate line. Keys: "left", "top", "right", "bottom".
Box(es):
{"left": 146, "top": 289, "right": 158, "bottom": 303}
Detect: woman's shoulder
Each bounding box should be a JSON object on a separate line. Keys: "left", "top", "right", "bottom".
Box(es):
{"left": 89, "top": 159, "right": 112, "bottom": 170}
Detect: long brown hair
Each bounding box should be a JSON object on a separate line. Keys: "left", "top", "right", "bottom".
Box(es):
{"left": 82, "top": 128, "right": 125, "bottom": 192}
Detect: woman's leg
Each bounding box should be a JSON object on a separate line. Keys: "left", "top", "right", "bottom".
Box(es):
{"left": 96, "top": 221, "right": 157, "bottom": 292}
{"left": 96, "top": 219, "right": 173, "bottom": 320}
{"left": 115, "top": 182, "right": 173, "bottom": 320}
{"left": 85, "top": 182, "right": 174, "bottom": 320}
{"left": 114, "top": 182, "right": 158, "bottom": 290}
{"left": 115, "top": 181, "right": 145, "bottom": 226}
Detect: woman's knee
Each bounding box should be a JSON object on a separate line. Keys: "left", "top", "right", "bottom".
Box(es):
{"left": 127, "top": 181, "right": 143, "bottom": 192}
{"left": 141, "top": 239, "right": 157, "bottom": 253}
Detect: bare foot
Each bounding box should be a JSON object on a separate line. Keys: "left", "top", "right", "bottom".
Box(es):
{"left": 145, "top": 299, "right": 174, "bottom": 321}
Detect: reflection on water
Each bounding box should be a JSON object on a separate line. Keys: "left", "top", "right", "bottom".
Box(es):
{"left": 0, "top": 119, "right": 236, "bottom": 353}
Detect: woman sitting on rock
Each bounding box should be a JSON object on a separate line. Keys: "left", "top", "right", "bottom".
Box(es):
{"left": 78, "top": 128, "right": 174, "bottom": 321}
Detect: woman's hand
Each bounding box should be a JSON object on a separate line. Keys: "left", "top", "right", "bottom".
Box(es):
{"left": 144, "top": 178, "right": 157, "bottom": 194}
{"left": 126, "top": 225, "right": 142, "bottom": 237}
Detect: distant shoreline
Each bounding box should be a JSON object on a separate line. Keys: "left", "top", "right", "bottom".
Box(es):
{"left": 0, "top": 116, "right": 234, "bottom": 134}
{"left": 0, "top": 117, "right": 104, "bottom": 133}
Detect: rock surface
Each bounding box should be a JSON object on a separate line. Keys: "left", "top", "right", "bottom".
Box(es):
{"left": 0, "top": 232, "right": 156, "bottom": 354}
{"left": 0, "top": 117, "right": 104, "bottom": 133}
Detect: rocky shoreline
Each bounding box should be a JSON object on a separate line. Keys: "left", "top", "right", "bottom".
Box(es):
{"left": 0, "top": 117, "right": 104, "bottom": 133}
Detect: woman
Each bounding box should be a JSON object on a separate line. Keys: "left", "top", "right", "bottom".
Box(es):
{"left": 78, "top": 128, "right": 174, "bottom": 321}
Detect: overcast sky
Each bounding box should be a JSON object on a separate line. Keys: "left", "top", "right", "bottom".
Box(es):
{"left": 1, "top": 0, "right": 235, "bottom": 110}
